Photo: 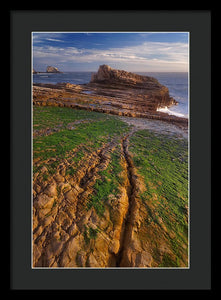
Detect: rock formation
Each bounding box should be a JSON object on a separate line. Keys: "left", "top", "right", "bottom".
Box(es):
{"left": 32, "top": 66, "right": 189, "bottom": 267}
{"left": 46, "top": 66, "right": 62, "bottom": 73}
{"left": 33, "top": 65, "right": 187, "bottom": 128}
{"left": 88, "top": 65, "right": 177, "bottom": 111}
{"left": 91, "top": 64, "right": 160, "bottom": 88}
{"left": 32, "top": 112, "right": 188, "bottom": 267}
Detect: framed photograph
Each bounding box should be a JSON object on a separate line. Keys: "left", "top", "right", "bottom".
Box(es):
{"left": 10, "top": 10, "right": 211, "bottom": 290}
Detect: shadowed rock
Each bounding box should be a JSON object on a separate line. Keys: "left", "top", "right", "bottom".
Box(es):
{"left": 88, "top": 65, "right": 178, "bottom": 111}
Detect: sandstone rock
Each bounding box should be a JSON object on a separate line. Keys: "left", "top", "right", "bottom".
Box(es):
{"left": 35, "top": 193, "right": 54, "bottom": 209}
{"left": 33, "top": 82, "right": 187, "bottom": 127}
{"left": 32, "top": 210, "right": 38, "bottom": 231}
{"left": 68, "top": 223, "right": 78, "bottom": 236}
{"left": 60, "top": 231, "right": 70, "bottom": 242}
{"left": 133, "top": 251, "right": 153, "bottom": 267}
{"left": 35, "top": 184, "right": 42, "bottom": 194}
{"left": 109, "top": 239, "right": 120, "bottom": 254}
{"left": 35, "top": 234, "right": 46, "bottom": 247}
{"left": 56, "top": 210, "right": 71, "bottom": 229}
{"left": 32, "top": 65, "right": 188, "bottom": 268}
{"left": 33, "top": 225, "right": 43, "bottom": 238}
{"left": 59, "top": 182, "right": 72, "bottom": 193}
{"left": 73, "top": 184, "right": 84, "bottom": 194}
{"left": 89, "top": 65, "right": 178, "bottom": 112}
{"left": 38, "top": 207, "right": 51, "bottom": 219}
{"left": 64, "top": 83, "right": 82, "bottom": 91}
{"left": 32, "top": 244, "right": 42, "bottom": 265}
{"left": 46, "top": 66, "right": 62, "bottom": 73}
{"left": 91, "top": 64, "right": 158, "bottom": 89}
{"left": 87, "top": 253, "right": 99, "bottom": 267}
{"left": 52, "top": 231, "right": 60, "bottom": 240}
{"left": 44, "top": 182, "right": 57, "bottom": 197}
{"left": 59, "top": 165, "right": 66, "bottom": 177}
{"left": 54, "top": 173, "right": 65, "bottom": 182}
{"left": 65, "top": 189, "right": 78, "bottom": 202}
{"left": 43, "top": 215, "right": 54, "bottom": 227}
{"left": 51, "top": 261, "right": 58, "bottom": 268}
{"left": 76, "top": 251, "right": 87, "bottom": 267}
{"left": 60, "top": 235, "right": 83, "bottom": 266}
{"left": 40, "top": 166, "right": 48, "bottom": 173}
{"left": 158, "top": 244, "right": 171, "bottom": 256}
{"left": 45, "top": 239, "right": 64, "bottom": 260}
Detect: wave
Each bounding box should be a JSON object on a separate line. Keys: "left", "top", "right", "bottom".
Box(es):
{"left": 157, "top": 106, "right": 186, "bottom": 118}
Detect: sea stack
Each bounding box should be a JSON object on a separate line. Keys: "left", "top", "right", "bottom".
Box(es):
{"left": 33, "top": 64, "right": 187, "bottom": 126}
{"left": 89, "top": 65, "right": 177, "bottom": 111}
{"left": 91, "top": 64, "right": 160, "bottom": 88}
{"left": 46, "top": 66, "right": 62, "bottom": 73}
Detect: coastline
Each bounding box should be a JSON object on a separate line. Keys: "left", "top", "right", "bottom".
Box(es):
{"left": 32, "top": 68, "right": 189, "bottom": 267}
{"left": 33, "top": 71, "right": 188, "bottom": 118}
{"left": 33, "top": 82, "right": 188, "bottom": 130}
{"left": 32, "top": 105, "right": 189, "bottom": 268}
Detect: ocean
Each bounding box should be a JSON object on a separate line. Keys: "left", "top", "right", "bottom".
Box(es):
{"left": 33, "top": 72, "right": 189, "bottom": 118}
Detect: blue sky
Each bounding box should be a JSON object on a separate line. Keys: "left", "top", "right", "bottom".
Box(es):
{"left": 32, "top": 32, "right": 189, "bottom": 72}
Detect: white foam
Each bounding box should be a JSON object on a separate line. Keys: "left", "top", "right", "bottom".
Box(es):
{"left": 157, "top": 106, "right": 185, "bottom": 118}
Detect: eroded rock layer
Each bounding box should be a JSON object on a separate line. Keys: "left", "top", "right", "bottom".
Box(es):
{"left": 33, "top": 65, "right": 188, "bottom": 128}
{"left": 89, "top": 65, "right": 178, "bottom": 111}
{"left": 32, "top": 67, "right": 189, "bottom": 268}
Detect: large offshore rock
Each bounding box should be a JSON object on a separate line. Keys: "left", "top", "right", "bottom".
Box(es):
{"left": 46, "top": 66, "right": 62, "bottom": 73}
{"left": 89, "top": 65, "right": 178, "bottom": 111}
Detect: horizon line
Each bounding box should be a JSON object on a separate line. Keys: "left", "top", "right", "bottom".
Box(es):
{"left": 33, "top": 69, "right": 189, "bottom": 73}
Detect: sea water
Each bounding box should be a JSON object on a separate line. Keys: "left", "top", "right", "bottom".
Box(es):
{"left": 33, "top": 72, "right": 189, "bottom": 118}
{"left": 139, "top": 72, "right": 189, "bottom": 118}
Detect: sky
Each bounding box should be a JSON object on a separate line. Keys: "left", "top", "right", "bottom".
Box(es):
{"left": 32, "top": 32, "right": 189, "bottom": 72}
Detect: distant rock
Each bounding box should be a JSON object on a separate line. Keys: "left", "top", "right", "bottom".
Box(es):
{"left": 33, "top": 69, "right": 37, "bottom": 74}
{"left": 46, "top": 66, "right": 62, "bottom": 73}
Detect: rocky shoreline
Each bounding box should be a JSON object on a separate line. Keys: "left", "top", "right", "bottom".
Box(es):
{"left": 33, "top": 65, "right": 188, "bottom": 129}
{"left": 32, "top": 106, "right": 189, "bottom": 268}
{"left": 32, "top": 67, "right": 189, "bottom": 267}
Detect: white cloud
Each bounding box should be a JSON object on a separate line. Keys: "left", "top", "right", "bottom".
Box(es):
{"left": 33, "top": 41, "right": 189, "bottom": 72}
{"left": 45, "top": 38, "right": 65, "bottom": 42}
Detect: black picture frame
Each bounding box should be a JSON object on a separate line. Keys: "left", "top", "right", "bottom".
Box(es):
{"left": 10, "top": 10, "right": 211, "bottom": 290}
